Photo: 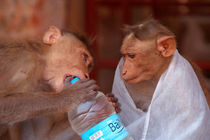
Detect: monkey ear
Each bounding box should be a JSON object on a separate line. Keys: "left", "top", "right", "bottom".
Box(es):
{"left": 157, "top": 36, "right": 176, "bottom": 57}
{"left": 43, "top": 26, "right": 62, "bottom": 45}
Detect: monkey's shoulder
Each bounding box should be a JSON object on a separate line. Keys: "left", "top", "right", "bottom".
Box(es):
{"left": 0, "top": 40, "right": 46, "bottom": 55}
{"left": 0, "top": 41, "right": 44, "bottom": 88}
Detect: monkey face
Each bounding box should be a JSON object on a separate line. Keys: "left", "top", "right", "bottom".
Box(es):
{"left": 42, "top": 28, "right": 94, "bottom": 92}
{"left": 120, "top": 34, "right": 165, "bottom": 84}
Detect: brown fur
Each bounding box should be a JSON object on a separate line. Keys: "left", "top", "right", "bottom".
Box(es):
{"left": 121, "top": 19, "right": 210, "bottom": 111}
{"left": 0, "top": 27, "right": 98, "bottom": 140}
{"left": 0, "top": 41, "right": 48, "bottom": 92}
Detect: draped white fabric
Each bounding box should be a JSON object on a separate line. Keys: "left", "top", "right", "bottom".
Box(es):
{"left": 112, "top": 50, "right": 210, "bottom": 140}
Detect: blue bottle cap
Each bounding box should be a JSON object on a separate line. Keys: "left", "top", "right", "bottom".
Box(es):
{"left": 70, "top": 77, "right": 80, "bottom": 84}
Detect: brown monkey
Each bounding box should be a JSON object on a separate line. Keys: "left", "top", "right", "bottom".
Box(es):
{"left": 112, "top": 19, "right": 210, "bottom": 140}
{"left": 0, "top": 26, "right": 100, "bottom": 139}
{"left": 120, "top": 20, "right": 210, "bottom": 110}
{"left": 0, "top": 26, "right": 98, "bottom": 124}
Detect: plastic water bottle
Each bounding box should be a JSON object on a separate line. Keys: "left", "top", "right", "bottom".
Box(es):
{"left": 68, "top": 77, "right": 134, "bottom": 140}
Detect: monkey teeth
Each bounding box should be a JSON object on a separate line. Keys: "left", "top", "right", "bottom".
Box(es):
{"left": 64, "top": 74, "right": 75, "bottom": 83}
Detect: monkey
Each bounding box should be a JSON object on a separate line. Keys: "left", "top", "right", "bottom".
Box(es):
{"left": 112, "top": 19, "right": 210, "bottom": 140}
{"left": 0, "top": 26, "right": 98, "bottom": 124}
{"left": 0, "top": 26, "right": 120, "bottom": 140}
{"left": 120, "top": 19, "right": 210, "bottom": 111}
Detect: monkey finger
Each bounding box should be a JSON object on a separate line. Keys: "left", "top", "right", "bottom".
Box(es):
{"left": 112, "top": 102, "right": 116, "bottom": 107}
{"left": 111, "top": 101, "right": 121, "bottom": 113}
{"left": 107, "top": 97, "right": 118, "bottom": 102}
{"left": 115, "top": 107, "right": 121, "bottom": 113}
{"left": 80, "top": 79, "right": 97, "bottom": 87}
{"left": 80, "top": 79, "right": 95, "bottom": 83}
{"left": 105, "top": 92, "right": 114, "bottom": 97}
{"left": 112, "top": 102, "right": 120, "bottom": 108}
{"left": 107, "top": 97, "right": 112, "bottom": 102}
{"left": 87, "top": 90, "right": 97, "bottom": 96}
{"left": 79, "top": 79, "right": 89, "bottom": 83}
{"left": 112, "top": 97, "right": 118, "bottom": 102}
{"left": 87, "top": 84, "right": 99, "bottom": 92}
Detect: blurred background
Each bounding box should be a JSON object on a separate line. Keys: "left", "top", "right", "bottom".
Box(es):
{"left": 0, "top": 0, "right": 210, "bottom": 93}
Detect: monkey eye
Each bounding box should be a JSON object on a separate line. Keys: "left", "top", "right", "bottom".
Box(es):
{"left": 128, "top": 53, "right": 135, "bottom": 59}
{"left": 82, "top": 53, "right": 89, "bottom": 62}
{"left": 88, "top": 63, "right": 94, "bottom": 72}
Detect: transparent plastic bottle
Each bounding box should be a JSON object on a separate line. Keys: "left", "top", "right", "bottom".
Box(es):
{"left": 68, "top": 77, "right": 133, "bottom": 140}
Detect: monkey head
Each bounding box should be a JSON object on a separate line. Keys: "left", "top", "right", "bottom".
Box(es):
{"left": 121, "top": 25, "right": 176, "bottom": 84}
{"left": 42, "top": 26, "right": 94, "bottom": 92}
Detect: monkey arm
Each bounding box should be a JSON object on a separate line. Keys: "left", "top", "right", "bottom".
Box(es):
{"left": 0, "top": 80, "right": 98, "bottom": 124}
{"left": 0, "top": 91, "right": 63, "bottom": 124}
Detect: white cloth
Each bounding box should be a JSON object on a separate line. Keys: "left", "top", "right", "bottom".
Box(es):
{"left": 112, "top": 50, "right": 210, "bottom": 140}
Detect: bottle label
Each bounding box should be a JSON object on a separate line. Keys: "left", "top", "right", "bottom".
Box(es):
{"left": 81, "top": 113, "right": 129, "bottom": 140}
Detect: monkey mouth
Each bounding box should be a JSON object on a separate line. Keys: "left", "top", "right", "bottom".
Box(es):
{"left": 124, "top": 76, "right": 139, "bottom": 83}
{"left": 64, "top": 74, "right": 76, "bottom": 83}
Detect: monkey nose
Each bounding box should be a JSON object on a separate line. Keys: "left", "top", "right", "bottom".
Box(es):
{"left": 122, "top": 70, "right": 127, "bottom": 76}
{"left": 85, "top": 73, "right": 89, "bottom": 79}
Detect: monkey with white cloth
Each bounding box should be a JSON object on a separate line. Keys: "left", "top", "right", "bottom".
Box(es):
{"left": 112, "top": 19, "right": 210, "bottom": 140}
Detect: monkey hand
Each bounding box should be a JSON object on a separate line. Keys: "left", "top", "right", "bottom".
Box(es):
{"left": 105, "top": 93, "right": 121, "bottom": 113}
{"left": 59, "top": 79, "right": 99, "bottom": 112}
